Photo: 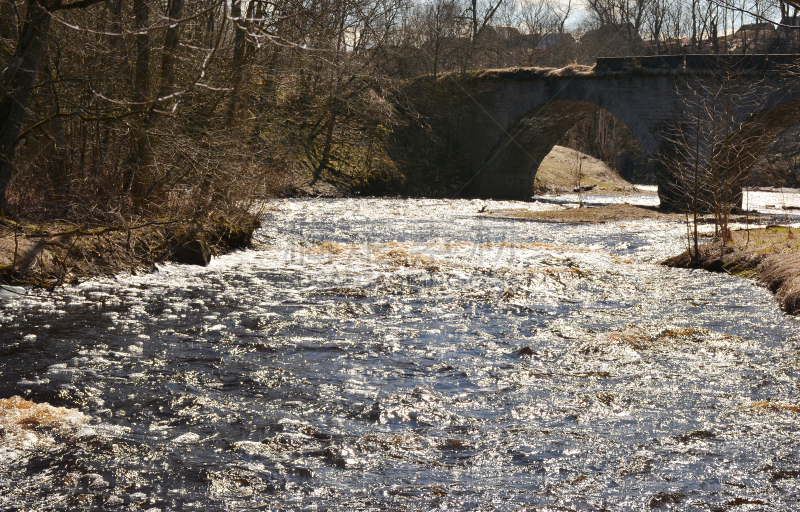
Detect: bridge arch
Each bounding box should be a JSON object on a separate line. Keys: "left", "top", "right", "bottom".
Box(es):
{"left": 465, "top": 79, "right": 660, "bottom": 198}
{"left": 712, "top": 97, "right": 800, "bottom": 183}
{"left": 658, "top": 93, "right": 800, "bottom": 211}
{"left": 441, "top": 64, "right": 800, "bottom": 203}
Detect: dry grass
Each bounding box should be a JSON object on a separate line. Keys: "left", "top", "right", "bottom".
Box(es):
{"left": 379, "top": 247, "right": 440, "bottom": 271}
{"left": 473, "top": 64, "right": 596, "bottom": 80}
{"left": 0, "top": 225, "right": 45, "bottom": 273}
{"left": 0, "top": 210, "right": 260, "bottom": 287}
{"left": 741, "top": 401, "right": 800, "bottom": 414}
{"left": 732, "top": 225, "right": 800, "bottom": 255}
{"left": 603, "top": 327, "right": 701, "bottom": 351}
{"left": 0, "top": 397, "right": 89, "bottom": 455}
{"left": 547, "top": 63, "right": 594, "bottom": 76}
{"left": 480, "top": 241, "right": 594, "bottom": 252}
{"left": 0, "top": 220, "right": 162, "bottom": 286}
{"left": 312, "top": 242, "right": 349, "bottom": 255}
{"left": 291, "top": 241, "right": 628, "bottom": 282}
{"left": 474, "top": 67, "right": 551, "bottom": 78}
{"left": 294, "top": 240, "right": 611, "bottom": 280}
{"left": 534, "top": 146, "right": 641, "bottom": 196}
{"left": 486, "top": 203, "right": 681, "bottom": 224}
{"left": 545, "top": 64, "right": 595, "bottom": 77}
{"left": 758, "top": 251, "right": 800, "bottom": 313}
{"left": 660, "top": 328, "right": 697, "bottom": 337}
{"left": 605, "top": 332, "right": 650, "bottom": 350}
{"left": 0, "top": 397, "right": 86, "bottom": 429}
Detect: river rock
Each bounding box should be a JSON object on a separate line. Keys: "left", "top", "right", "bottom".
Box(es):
{"left": 170, "top": 238, "right": 211, "bottom": 266}
{"left": 212, "top": 214, "right": 262, "bottom": 250}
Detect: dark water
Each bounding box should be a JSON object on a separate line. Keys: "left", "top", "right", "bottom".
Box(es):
{"left": 1, "top": 197, "right": 799, "bottom": 511}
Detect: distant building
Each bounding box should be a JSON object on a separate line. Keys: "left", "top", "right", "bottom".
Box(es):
{"left": 579, "top": 23, "right": 644, "bottom": 57}
{"left": 479, "top": 26, "right": 523, "bottom": 43}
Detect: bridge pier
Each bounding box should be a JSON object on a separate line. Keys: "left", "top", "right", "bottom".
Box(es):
{"left": 655, "top": 159, "right": 744, "bottom": 213}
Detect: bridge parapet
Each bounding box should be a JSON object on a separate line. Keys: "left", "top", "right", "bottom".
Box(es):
{"left": 595, "top": 54, "right": 799, "bottom": 74}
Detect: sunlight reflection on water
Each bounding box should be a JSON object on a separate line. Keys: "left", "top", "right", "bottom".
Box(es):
{"left": 0, "top": 195, "right": 799, "bottom": 510}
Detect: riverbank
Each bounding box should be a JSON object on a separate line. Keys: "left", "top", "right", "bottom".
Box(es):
{"left": 662, "top": 226, "right": 800, "bottom": 314}
{"left": 0, "top": 210, "right": 261, "bottom": 289}
{"left": 482, "top": 202, "right": 764, "bottom": 224}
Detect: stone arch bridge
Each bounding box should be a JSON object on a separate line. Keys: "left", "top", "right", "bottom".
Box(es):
{"left": 432, "top": 55, "right": 800, "bottom": 210}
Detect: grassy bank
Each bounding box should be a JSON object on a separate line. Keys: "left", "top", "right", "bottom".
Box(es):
{"left": 662, "top": 226, "right": 800, "bottom": 314}
{"left": 0, "top": 209, "right": 261, "bottom": 289}
{"left": 534, "top": 146, "right": 644, "bottom": 195}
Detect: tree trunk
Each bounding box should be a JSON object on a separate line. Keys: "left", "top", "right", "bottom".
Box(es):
{"left": 711, "top": 18, "right": 718, "bottom": 54}
{"left": 314, "top": 4, "right": 345, "bottom": 184}
{"left": 154, "top": 0, "right": 186, "bottom": 109}
{"left": 40, "top": 56, "right": 68, "bottom": 201}
{"left": 132, "top": 0, "right": 149, "bottom": 106}
{"left": 140, "top": 0, "right": 185, "bottom": 197}
{"left": 431, "top": 29, "right": 440, "bottom": 116}
{"left": 109, "top": 0, "right": 123, "bottom": 48}
{"left": 318, "top": 98, "right": 338, "bottom": 171}
{"left": 129, "top": 0, "right": 185, "bottom": 199}
{"left": 226, "top": 0, "right": 247, "bottom": 126}
{"left": 0, "top": 0, "right": 58, "bottom": 213}
{"left": 464, "top": 0, "right": 478, "bottom": 73}
{"left": 126, "top": 0, "right": 151, "bottom": 195}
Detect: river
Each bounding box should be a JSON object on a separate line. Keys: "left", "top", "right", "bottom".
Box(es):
{"left": 1, "top": 192, "right": 799, "bottom": 510}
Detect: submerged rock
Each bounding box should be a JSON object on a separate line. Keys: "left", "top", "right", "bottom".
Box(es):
{"left": 513, "top": 346, "right": 536, "bottom": 357}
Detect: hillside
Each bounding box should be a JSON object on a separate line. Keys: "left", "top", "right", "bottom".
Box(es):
{"left": 534, "top": 145, "right": 644, "bottom": 195}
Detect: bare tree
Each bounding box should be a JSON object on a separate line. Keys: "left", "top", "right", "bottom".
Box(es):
{"left": 660, "top": 66, "right": 769, "bottom": 251}
{"left": 0, "top": 0, "right": 113, "bottom": 213}
{"left": 460, "top": 0, "right": 504, "bottom": 72}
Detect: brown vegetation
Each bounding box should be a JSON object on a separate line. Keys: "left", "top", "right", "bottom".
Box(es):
{"left": 485, "top": 203, "right": 678, "bottom": 224}
{"left": 581, "top": 325, "right": 745, "bottom": 357}
{"left": 0, "top": 396, "right": 86, "bottom": 429}
{"left": 740, "top": 401, "right": 800, "bottom": 414}
{"left": 0, "top": 210, "right": 260, "bottom": 287}
{"left": 0, "top": 396, "right": 88, "bottom": 454}
{"left": 2, "top": 0, "right": 797, "bottom": 215}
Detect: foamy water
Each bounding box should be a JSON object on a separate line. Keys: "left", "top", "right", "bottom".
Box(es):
{"left": 0, "top": 195, "right": 798, "bottom": 510}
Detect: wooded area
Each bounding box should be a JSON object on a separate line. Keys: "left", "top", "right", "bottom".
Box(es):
{"left": 0, "top": 0, "right": 797, "bottom": 222}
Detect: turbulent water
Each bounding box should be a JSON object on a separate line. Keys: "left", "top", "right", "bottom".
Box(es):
{"left": 2, "top": 193, "right": 800, "bottom": 511}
